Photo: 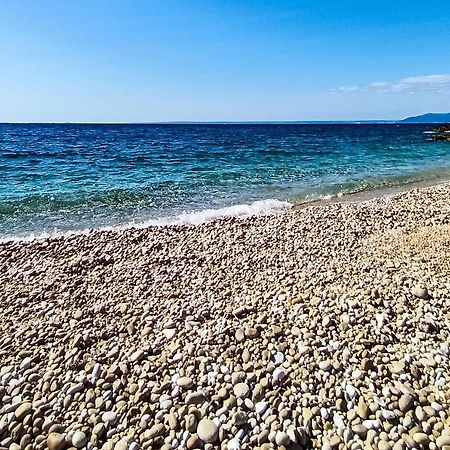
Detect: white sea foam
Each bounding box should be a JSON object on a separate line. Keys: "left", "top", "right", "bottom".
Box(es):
{"left": 137, "top": 199, "right": 292, "bottom": 227}
{"left": 0, "top": 198, "right": 293, "bottom": 243}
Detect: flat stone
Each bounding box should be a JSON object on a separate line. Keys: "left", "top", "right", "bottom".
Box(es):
{"left": 186, "top": 391, "right": 206, "bottom": 405}
{"left": 14, "top": 402, "right": 32, "bottom": 421}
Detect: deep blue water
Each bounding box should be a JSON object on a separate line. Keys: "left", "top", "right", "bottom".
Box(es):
{"left": 1, "top": 123, "right": 449, "bottom": 239}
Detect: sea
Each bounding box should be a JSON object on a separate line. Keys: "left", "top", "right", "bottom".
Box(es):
{"left": 1, "top": 123, "right": 449, "bottom": 241}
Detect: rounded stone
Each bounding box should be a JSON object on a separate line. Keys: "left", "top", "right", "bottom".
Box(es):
{"left": 114, "top": 439, "right": 129, "bottom": 450}
{"left": 437, "top": 435, "right": 450, "bottom": 448}
{"left": 72, "top": 431, "right": 87, "bottom": 449}
{"left": 411, "top": 286, "right": 429, "bottom": 299}
{"left": 275, "top": 431, "right": 291, "bottom": 446}
{"left": 319, "top": 360, "right": 332, "bottom": 372}
{"left": 197, "top": 418, "right": 218, "bottom": 443}
{"left": 378, "top": 441, "right": 392, "bottom": 450}
{"left": 233, "top": 382, "right": 250, "bottom": 398}
{"left": 329, "top": 435, "right": 342, "bottom": 448}
{"left": 352, "top": 424, "right": 368, "bottom": 438}
{"left": 102, "top": 411, "right": 118, "bottom": 425}
{"left": 177, "top": 376, "right": 194, "bottom": 389}
{"left": 47, "top": 433, "right": 66, "bottom": 450}
{"left": 412, "top": 433, "right": 429, "bottom": 446}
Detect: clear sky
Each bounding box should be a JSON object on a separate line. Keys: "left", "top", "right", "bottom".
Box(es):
{"left": 1, "top": 0, "right": 449, "bottom": 122}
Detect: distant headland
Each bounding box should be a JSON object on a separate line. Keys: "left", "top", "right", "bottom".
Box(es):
{"left": 402, "top": 113, "right": 450, "bottom": 123}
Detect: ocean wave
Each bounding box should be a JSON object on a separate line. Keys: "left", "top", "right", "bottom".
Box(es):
{"left": 0, "top": 198, "right": 293, "bottom": 243}
{"left": 138, "top": 199, "right": 292, "bottom": 227}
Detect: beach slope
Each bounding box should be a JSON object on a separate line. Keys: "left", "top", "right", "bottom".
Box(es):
{"left": 1, "top": 183, "right": 450, "bottom": 449}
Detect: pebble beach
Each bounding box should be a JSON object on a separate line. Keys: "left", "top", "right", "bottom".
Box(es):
{"left": 1, "top": 183, "right": 450, "bottom": 450}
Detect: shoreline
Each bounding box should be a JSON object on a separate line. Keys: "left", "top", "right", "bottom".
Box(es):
{"left": 293, "top": 175, "right": 450, "bottom": 209}
{"left": 1, "top": 182, "right": 450, "bottom": 449}
{"left": 2, "top": 176, "right": 450, "bottom": 245}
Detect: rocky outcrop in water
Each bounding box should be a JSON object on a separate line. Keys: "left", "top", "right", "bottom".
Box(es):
{"left": 430, "top": 124, "right": 450, "bottom": 141}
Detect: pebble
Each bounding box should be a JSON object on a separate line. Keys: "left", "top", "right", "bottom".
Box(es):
{"left": 177, "top": 376, "right": 194, "bottom": 389}
{"left": 47, "top": 433, "right": 66, "bottom": 450}
{"left": 102, "top": 411, "right": 118, "bottom": 425}
{"left": 275, "top": 431, "right": 291, "bottom": 446}
{"left": 319, "top": 360, "right": 332, "bottom": 371}
{"left": 413, "top": 432, "right": 430, "bottom": 446}
{"left": 411, "top": 286, "right": 429, "bottom": 299}
{"left": 399, "top": 394, "right": 415, "bottom": 413}
{"left": 186, "top": 391, "right": 206, "bottom": 405}
{"left": 436, "top": 435, "right": 450, "bottom": 448}
{"left": 72, "top": 430, "right": 87, "bottom": 448}
{"left": 14, "top": 402, "right": 32, "bottom": 421}
{"left": 233, "top": 383, "right": 250, "bottom": 398}
{"left": 197, "top": 418, "right": 219, "bottom": 443}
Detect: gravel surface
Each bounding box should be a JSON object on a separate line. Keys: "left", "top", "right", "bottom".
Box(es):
{"left": 1, "top": 183, "right": 450, "bottom": 450}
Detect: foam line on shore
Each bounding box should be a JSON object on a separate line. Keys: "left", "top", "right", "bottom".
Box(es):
{"left": 0, "top": 198, "right": 293, "bottom": 243}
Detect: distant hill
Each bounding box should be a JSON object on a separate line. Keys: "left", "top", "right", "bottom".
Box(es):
{"left": 402, "top": 113, "right": 450, "bottom": 123}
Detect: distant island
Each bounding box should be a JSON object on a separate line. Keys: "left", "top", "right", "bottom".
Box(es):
{"left": 402, "top": 113, "right": 450, "bottom": 123}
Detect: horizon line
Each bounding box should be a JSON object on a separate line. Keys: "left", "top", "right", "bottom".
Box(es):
{"left": 0, "top": 120, "right": 411, "bottom": 125}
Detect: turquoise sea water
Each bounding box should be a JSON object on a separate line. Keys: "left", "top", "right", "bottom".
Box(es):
{"left": 1, "top": 123, "right": 449, "bottom": 240}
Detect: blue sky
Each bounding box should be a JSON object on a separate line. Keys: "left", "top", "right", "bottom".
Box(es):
{"left": 1, "top": 0, "right": 449, "bottom": 122}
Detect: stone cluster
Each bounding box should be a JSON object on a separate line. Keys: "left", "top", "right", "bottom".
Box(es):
{"left": 1, "top": 184, "right": 450, "bottom": 450}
